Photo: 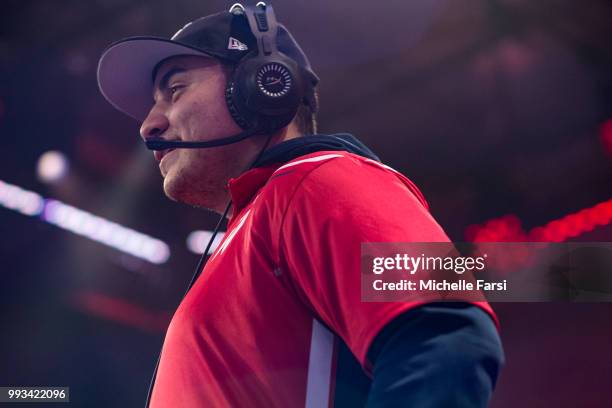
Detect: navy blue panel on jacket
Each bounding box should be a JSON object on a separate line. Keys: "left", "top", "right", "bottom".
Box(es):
{"left": 365, "top": 302, "right": 504, "bottom": 407}
{"left": 331, "top": 303, "right": 504, "bottom": 407}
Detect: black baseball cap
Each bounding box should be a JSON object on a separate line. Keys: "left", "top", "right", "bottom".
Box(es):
{"left": 97, "top": 5, "right": 319, "bottom": 121}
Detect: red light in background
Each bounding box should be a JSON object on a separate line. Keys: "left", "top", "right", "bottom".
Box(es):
{"left": 71, "top": 291, "right": 171, "bottom": 333}
{"left": 467, "top": 214, "right": 527, "bottom": 242}
{"left": 600, "top": 119, "right": 612, "bottom": 156}
{"left": 467, "top": 198, "right": 612, "bottom": 243}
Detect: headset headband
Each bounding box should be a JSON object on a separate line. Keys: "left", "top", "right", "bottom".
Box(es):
{"left": 244, "top": 3, "right": 279, "bottom": 57}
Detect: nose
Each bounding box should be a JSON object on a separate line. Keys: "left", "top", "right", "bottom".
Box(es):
{"left": 140, "top": 105, "right": 169, "bottom": 140}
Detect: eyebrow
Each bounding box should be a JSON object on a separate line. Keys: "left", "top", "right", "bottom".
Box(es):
{"left": 155, "top": 67, "right": 187, "bottom": 94}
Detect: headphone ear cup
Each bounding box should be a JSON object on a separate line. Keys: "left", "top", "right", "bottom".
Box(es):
{"left": 228, "top": 53, "right": 305, "bottom": 133}
{"left": 225, "top": 80, "right": 252, "bottom": 130}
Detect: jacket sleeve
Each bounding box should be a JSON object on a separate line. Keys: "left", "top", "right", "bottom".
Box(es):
{"left": 366, "top": 302, "right": 505, "bottom": 407}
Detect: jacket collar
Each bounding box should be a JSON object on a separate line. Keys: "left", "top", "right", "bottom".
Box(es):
{"left": 227, "top": 164, "right": 279, "bottom": 224}
{"left": 226, "top": 133, "right": 379, "bottom": 225}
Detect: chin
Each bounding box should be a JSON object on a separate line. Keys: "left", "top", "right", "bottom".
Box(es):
{"left": 162, "top": 176, "right": 181, "bottom": 203}
{"left": 162, "top": 171, "right": 194, "bottom": 204}
{"left": 162, "top": 173, "right": 215, "bottom": 210}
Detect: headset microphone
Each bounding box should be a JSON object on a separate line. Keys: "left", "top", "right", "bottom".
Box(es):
{"left": 144, "top": 127, "right": 259, "bottom": 150}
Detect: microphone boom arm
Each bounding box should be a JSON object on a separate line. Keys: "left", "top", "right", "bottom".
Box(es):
{"left": 145, "top": 127, "right": 259, "bottom": 150}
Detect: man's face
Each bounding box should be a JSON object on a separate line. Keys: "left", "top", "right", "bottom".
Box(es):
{"left": 140, "top": 55, "right": 260, "bottom": 212}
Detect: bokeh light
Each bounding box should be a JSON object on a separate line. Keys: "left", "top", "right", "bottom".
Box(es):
{"left": 37, "top": 150, "right": 70, "bottom": 183}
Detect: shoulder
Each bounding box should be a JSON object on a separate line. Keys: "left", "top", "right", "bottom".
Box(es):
{"left": 256, "top": 151, "right": 449, "bottom": 262}
{"left": 263, "top": 150, "right": 429, "bottom": 211}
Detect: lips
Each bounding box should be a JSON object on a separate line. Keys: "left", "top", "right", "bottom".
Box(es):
{"left": 154, "top": 148, "right": 176, "bottom": 163}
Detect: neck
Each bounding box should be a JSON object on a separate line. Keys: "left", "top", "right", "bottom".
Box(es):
{"left": 215, "top": 123, "right": 302, "bottom": 218}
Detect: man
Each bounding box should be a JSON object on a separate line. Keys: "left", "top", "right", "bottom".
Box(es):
{"left": 97, "top": 4, "right": 504, "bottom": 407}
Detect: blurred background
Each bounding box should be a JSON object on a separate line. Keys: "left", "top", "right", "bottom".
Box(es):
{"left": 1, "top": 0, "right": 611, "bottom": 406}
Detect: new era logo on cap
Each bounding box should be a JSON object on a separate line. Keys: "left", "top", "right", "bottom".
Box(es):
{"left": 228, "top": 37, "right": 248, "bottom": 51}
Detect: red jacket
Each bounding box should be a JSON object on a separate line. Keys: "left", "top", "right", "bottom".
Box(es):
{"left": 150, "top": 151, "right": 497, "bottom": 407}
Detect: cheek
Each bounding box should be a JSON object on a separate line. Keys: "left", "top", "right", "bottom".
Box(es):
{"left": 173, "top": 90, "right": 239, "bottom": 141}
{"left": 172, "top": 99, "right": 211, "bottom": 134}
{"left": 174, "top": 149, "right": 220, "bottom": 184}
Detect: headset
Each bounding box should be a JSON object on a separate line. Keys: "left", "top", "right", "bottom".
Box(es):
{"left": 226, "top": 2, "right": 308, "bottom": 134}
{"left": 144, "top": 3, "right": 307, "bottom": 406}
{"left": 145, "top": 2, "right": 312, "bottom": 151}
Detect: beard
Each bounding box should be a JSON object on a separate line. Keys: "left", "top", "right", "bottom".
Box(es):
{"left": 161, "top": 147, "right": 242, "bottom": 214}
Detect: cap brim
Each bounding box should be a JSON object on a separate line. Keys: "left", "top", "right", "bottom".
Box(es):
{"left": 97, "top": 37, "right": 216, "bottom": 121}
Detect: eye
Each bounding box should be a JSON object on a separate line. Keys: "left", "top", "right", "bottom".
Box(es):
{"left": 169, "top": 84, "right": 185, "bottom": 99}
